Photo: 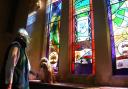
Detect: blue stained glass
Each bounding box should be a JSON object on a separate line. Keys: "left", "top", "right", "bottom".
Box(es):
{"left": 27, "top": 11, "right": 37, "bottom": 26}
{"left": 51, "top": 1, "right": 62, "bottom": 22}
{"left": 46, "top": 0, "right": 62, "bottom": 23}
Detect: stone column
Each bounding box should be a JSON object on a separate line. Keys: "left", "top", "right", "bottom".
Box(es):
{"left": 58, "top": 0, "right": 70, "bottom": 81}
{"left": 93, "top": 0, "right": 112, "bottom": 85}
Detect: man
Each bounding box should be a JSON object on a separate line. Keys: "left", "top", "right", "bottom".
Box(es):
{"left": 1, "top": 28, "right": 31, "bottom": 89}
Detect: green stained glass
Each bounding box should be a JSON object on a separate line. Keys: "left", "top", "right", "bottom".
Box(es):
{"left": 51, "top": 15, "right": 61, "bottom": 22}
{"left": 50, "top": 22, "right": 60, "bottom": 45}
{"left": 117, "top": 9, "right": 125, "bottom": 15}
{"left": 74, "top": 0, "right": 90, "bottom": 14}
{"left": 74, "top": 0, "right": 90, "bottom": 9}
{"left": 111, "top": 1, "right": 128, "bottom": 27}
{"left": 113, "top": 17, "right": 123, "bottom": 26}
{"left": 111, "top": 2, "right": 124, "bottom": 14}
{"left": 76, "top": 12, "right": 89, "bottom": 20}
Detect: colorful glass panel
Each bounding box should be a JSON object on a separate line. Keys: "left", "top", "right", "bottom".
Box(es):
{"left": 72, "top": 0, "right": 95, "bottom": 75}
{"left": 51, "top": 1, "right": 62, "bottom": 22}
{"left": 46, "top": 0, "right": 62, "bottom": 23}
{"left": 46, "top": 0, "right": 62, "bottom": 74}
{"left": 108, "top": 0, "right": 128, "bottom": 75}
{"left": 48, "top": 21, "right": 60, "bottom": 73}
{"left": 50, "top": 22, "right": 60, "bottom": 46}
{"left": 73, "top": 0, "right": 90, "bottom": 14}
{"left": 75, "top": 12, "right": 91, "bottom": 42}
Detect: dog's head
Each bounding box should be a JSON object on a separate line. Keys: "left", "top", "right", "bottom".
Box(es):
{"left": 40, "top": 57, "right": 52, "bottom": 70}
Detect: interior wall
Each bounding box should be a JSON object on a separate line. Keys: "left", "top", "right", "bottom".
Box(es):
{"left": 0, "top": 0, "right": 18, "bottom": 70}
{"left": 13, "top": 0, "right": 30, "bottom": 33}
{"left": 27, "top": 0, "right": 47, "bottom": 72}
{"left": 0, "top": 0, "right": 31, "bottom": 71}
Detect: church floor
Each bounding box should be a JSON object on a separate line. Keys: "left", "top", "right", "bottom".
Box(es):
{"left": 29, "top": 80, "right": 128, "bottom": 89}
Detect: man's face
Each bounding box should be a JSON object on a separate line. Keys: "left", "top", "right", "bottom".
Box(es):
{"left": 21, "top": 35, "right": 31, "bottom": 46}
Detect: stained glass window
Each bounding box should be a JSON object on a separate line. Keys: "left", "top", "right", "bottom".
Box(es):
{"left": 26, "top": 11, "right": 37, "bottom": 36}
{"left": 46, "top": 0, "right": 62, "bottom": 73}
{"left": 107, "top": 0, "right": 128, "bottom": 75}
{"left": 72, "top": 0, "right": 95, "bottom": 75}
{"left": 46, "top": 0, "right": 62, "bottom": 23}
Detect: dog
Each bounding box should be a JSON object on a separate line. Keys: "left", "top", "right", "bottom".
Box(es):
{"left": 38, "top": 57, "right": 55, "bottom": 83}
